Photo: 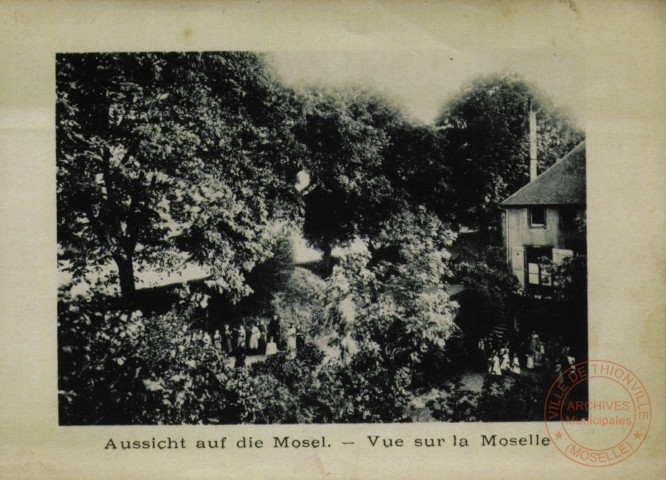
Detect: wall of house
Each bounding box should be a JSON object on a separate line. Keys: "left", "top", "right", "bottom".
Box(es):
{"left": 504, "top": 206, "right": 585, "bottom": 286}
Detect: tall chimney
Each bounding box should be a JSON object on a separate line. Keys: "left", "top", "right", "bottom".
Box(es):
{"left": 529, "top": 101, "right": 538, "bottom": 182}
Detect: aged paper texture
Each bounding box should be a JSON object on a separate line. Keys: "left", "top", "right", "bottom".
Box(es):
{"left": 1, "top": 1, "right": 664, "bottom": 479}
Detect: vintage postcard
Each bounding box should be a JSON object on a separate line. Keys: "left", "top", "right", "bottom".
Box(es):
{"left": 1, "top": 1, "right": 664, "bottom": 479}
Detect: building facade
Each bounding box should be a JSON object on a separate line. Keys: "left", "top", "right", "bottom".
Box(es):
{"left": 501, "top": 142, "right": 586, "bottom": 294}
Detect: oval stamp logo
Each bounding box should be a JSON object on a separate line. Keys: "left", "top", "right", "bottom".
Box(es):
{"left": 544, "top": 360, "right": 651, "bottom": 467}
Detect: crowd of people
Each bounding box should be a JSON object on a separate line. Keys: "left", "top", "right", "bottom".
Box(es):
{"left": 199, "top": 314, "right": 360, "bottom": 369}
{"left": 477, "top": 330, "right": 577, "bottom": 379}
{"left": 204, "top": 315, "right": 300, "bottom": 367}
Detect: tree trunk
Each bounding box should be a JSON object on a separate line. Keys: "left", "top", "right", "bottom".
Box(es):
{"left": 322, "top": 243, "right": 333, "bottom": 277}
{"left": 114, "top": 255, "right": 136, "bottom": 302}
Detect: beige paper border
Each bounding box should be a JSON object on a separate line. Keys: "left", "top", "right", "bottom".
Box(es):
{"left": 1, "top": 1, "right": 665, "bottom": 479}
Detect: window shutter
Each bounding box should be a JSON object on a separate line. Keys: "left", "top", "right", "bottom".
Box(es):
{"left": 511, "top": 248, "right": 526, "bottom": 286}
{"left": 511, "top": 248, "right": 524, "bottom": 271}
{"left": 552, "top": 248, "right": 574, "bottom": 265}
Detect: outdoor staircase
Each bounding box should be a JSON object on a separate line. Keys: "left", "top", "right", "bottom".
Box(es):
{"left": 489, "top": 320, "right": 510, "bottom": 341}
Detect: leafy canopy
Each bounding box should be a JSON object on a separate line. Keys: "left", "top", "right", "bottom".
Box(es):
{"left": 325, "top": 207, "right": 459, "bottom": 371}
{"left": 436, "top": 73, "right": 584, "bottom": 235}
{"left": 57, "top": 52, "right": 305, "bottom": 300}
{"left": 296, "top": 89, "right": 410, "bottom": 257}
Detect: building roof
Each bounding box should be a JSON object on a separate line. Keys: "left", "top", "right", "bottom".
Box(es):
{"left": 501, "top": 142, "right": 586, "bottom": 207}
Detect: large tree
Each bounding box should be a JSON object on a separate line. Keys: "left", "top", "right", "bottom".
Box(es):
{"left": 383, "top": 122, "right": 455, "bottom": 224}
{"left": 436, "top": 73, "right": 584, "bottom": 237}
{"left": 57, "top": 52, "right": 304, "bottom": 301}
{"left": 295, "top": 89, "right": 410, "bottom": 272}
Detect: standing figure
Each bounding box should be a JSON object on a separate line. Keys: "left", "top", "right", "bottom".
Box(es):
{"left": 265, "top": 336, "right": 278, "bottom": 356}
{"left": 245, "top": 323, "right": 253, "bottom": 351}
{"left": 249, "top": 323, "right": 261, "bottom": 353}
{"left": 534, "top": 341, "right": 544, "bottom": 368}
{"left": 562, "top": 345, "right": 571, "bottom": 358}
{"left": 223, "top": 324, "right": 233, "bottom": 354}
{"left": 236, "top": 325, "right": 246, "bottom": 353}
{"left": 259, "top": 323, "right": 268, "bottom": 354}
{"left": 500, "top": 351, "right": 511, "bottom": 372}
{"left": 492, "top": 351, "right": 502, "bottom": 376}
{"left": 526, "top": 352, "right": 535, "bottom": 370}
{"left": 287, "top": 324, "right": 297, "bottom": 358}
{"left": 511, "top": 354, "right": 521, "bottom": 375}
{"left": 478, "top": 338, "right": 486, "bottom": 367}
{"left": 530, "top": 331, "right": 540, "bottom": 353}
{"left": 213, "top": 329, "right": 222, "bottom": 350}
{"left": 268, "top": 315, "right": 281, "bottom": 349}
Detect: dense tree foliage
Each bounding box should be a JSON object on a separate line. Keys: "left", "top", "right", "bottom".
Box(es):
{"left": 325, "top": 208, "right": 459, "bottom": 379}
{"left": 436, "top": 73, "right": 584, "bottom": 236}
{"left": 236, "top": 231, "right": 296, "bottom": 318}
{"left": 58, "top": 295, "right": 237, "bottom": 424}
{"left": 57, "top": 53, "right": 586, "bottom": 425}
{"left": 427, "top": 374, "right": 552, "bottom": 422}
{"left": 296, "top": 89, "right": 411, "bottom": 271}
{"left": 454, "top": 260, "right": 520, "bottom": 343}
{"left": 272, "top": 267, "right": 327, "bottom": 340}
{"left": 59, "top": 293, "right": 413, "bottom": 424}
{"left": 383, "top": 122, "right": 455, "bottom": 224}
{"left": 57, "top": 53, "right": 305, "bottom": 301}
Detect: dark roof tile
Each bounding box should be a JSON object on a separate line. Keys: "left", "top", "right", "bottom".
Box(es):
{"left": 501, "top": 142, "right": 585, "bottom": 207}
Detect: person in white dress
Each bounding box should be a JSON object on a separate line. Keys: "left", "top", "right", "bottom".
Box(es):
{"left": 287, "top": 325, "right": 297, "bottom": 358}
{"left": 511, "top": 354, "right": 521, "bottom": 375}
{"left": 500, "top": 352, "right": 511, "bottom": 372}
{"left": 265, "top": 336, "right": 278, "bottom": 356}
{"left": 492, "top": 352, "right": 502, "bottom": 376}
{"left": 249, "top": 324, "right": 261, "bottom": 352}
{"left": 526, "top": 353, "right": 535, "bottom": 370}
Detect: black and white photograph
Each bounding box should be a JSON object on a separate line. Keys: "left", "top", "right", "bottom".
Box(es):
{"left": 3, "top": 1, "right": 666, "bottom": 479}
{"left": 56, "top": 50, "right": 588, "bottom": 425}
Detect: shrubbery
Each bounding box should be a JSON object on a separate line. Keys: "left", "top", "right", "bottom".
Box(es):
{"left": 427, "top": 373, "right": 552, "bottom": 422}
{"left": 59, "top": 293, "right": 238, "bottom": 424}
{"left": 272, "top": 267, "right": 327, "bottom": 339}
{"left": 59, "top": 289, "right": 416, "bottom": 424}
{"left": 454, "top": 260, "right": 520, "bottom": 343}
{"left": 322, "top": 209, "right": 461, "bottom": 392}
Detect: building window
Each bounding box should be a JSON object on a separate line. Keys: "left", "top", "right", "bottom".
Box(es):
{"left": 525, "top": 246, "right": 552, "bottom": 289}
{"left": 527, "top": 262, "right": 551, "bottom": 286}
{"left": 529, "top": 207, "right": 546, "bottom": 227}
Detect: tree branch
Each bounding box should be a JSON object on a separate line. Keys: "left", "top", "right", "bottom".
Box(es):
{"left": 125, "top": 171, "right": 159, "bottom": 254}
{"left": 83, "top": 203, "right": 111, "bottom": 250}
{"left": 101, "top": 145, "right": 129, "bottom": 236}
